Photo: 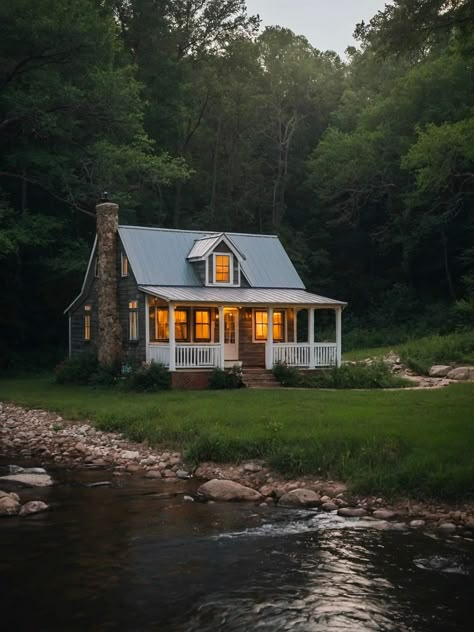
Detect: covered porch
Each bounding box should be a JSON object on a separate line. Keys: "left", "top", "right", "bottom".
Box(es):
{"left": 143, "top": 288, "right": 344, "bottom": 371}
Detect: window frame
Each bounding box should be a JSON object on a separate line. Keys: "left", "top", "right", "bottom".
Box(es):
{"left": 128, "top": 300, "right": 139, "bottom": 342}
{"left": 174, "top": 308, "right": 190, "bottom": 342}
{"left": 206, "top": 252, "right": 236, "bottom": 286}
{"left": 193, "top": 308, "right": 212, "bottom": 342}
{"left": 252, "top": 308, "right": 286, "bottom": 343}
{"left": 153, "top": 307, "right": 169, "bottom": 342}
{"left": 121, "top": 252, "right": 129, "bottom": 277}
{"left": 84, "top": 304, "right": 92, "bottom": 342}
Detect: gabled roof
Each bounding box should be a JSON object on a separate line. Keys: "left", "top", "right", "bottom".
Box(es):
{"left": 187, "top": 232, "right": 246, "bottom": 262}
{"left": 118, "top": 226, "right": 305, "bottom": 289}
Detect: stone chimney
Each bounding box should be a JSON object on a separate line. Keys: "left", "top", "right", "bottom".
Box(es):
{"left": 96, "top": 200, "right": 122, "bottom": 366}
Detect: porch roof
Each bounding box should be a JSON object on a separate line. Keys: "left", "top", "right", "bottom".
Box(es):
{"left": 140, "top": 285, "right": 346, "bottom": 307}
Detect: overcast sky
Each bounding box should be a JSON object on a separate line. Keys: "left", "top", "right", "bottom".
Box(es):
{"left": 245, "top": 0, "right": 390, "bottom": 55}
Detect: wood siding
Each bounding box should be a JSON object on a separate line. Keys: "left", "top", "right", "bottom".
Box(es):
{"left": 239, "top": 307, "right": 265, "bottom": 367}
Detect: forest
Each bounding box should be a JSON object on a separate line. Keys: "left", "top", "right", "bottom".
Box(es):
{"left": 1, "top": 0, "right": 473, "bottom": 367}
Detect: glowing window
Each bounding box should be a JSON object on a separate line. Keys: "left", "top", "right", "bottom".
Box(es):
{"left": 194, "top": 310, "right": 211, "bottom": 342}
{"left": 254, "top": 310, "right": 268, "bottom": 341}
{"left": 129, "top": 301, "right": 139, "bottom": 341}
{"left": 175, "top": 309, "right": 189, "bottom": 341}
{"left": 152, "top": 308, "right": 169, "bottom": 341}
{"left": 254, "top": 310, "right": 285, "bottom": 341}
{"left": 84, "top": 305, "right": 91, "bottom": 341}
{"left": 121, "top": 253, "right": 129, "bottom": 277}
{"left": 273, "top": 310, "right": 285, "bottom": 342}
{"left": 214, "top": 254, "right": 231, "bottom": 283}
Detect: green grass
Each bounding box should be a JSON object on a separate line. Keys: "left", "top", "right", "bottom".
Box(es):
{"left": 1, "top": 376, "right": 473, "bottom": 500}
{"left": 343, "top": 330, "right": 474, "bottom": 374}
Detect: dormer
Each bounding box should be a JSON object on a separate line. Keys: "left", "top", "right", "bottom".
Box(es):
{"left": 187, "top": 233, "right": 246, "bottom": 287}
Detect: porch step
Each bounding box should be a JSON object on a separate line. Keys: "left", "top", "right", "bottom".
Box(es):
{"left": 241, "top": 369, "right": 281, "bottom": 389}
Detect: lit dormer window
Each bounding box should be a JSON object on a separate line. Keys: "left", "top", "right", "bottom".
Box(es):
{"left": 214, "top": 254, "right": 231, "bottom": 283}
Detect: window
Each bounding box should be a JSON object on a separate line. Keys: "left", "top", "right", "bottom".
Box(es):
{"left": 175, "top": 309, "right": 189, "bottom": 341}
{"left": 214, "top": 254, "right": 231, "bottom": 283}
{"left": 121, "top": 253, "right": 129, "bottom": 277}
{"left": 129, "top": 300, "right": 139, "bottom": 341}
{"left": 84, "top": 305, "right": 91, "bottom": 341}
{"left": 254, "top": 309, "right": 285, "bottom": 342}
{"left": 154, "top": 308, "right": 169, "bottom": 341}
{"left": 194, "top": 309, "right": 211, "bottom": 341}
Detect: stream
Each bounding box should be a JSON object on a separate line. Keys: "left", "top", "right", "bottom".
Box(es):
{"left": 1, "top": 463, "right": 473, "bottom": 631}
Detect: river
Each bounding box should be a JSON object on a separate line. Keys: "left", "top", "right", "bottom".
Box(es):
{"left": 1, "top": 464, "right": 472, "bottom": 631}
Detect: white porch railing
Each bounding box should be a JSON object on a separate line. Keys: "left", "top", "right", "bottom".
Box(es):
{"left": 148, "top": 344, "right": 221, "bottom": 369}
{"left": 272, "top": 343, "right": 337, "bottom": 368}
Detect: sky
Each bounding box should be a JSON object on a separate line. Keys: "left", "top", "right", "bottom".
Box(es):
{"left": 245, "top": 0, "right": 391, "bottom": 55}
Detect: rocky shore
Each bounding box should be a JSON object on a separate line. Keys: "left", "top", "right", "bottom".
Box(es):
{"left": 1, "top": 402, "right": 473, "bottom": 537}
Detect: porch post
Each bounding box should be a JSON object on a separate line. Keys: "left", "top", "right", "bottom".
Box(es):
{"left": 168, "top": 302, "right": 176, "bottom": 370}
{"left": 265, "top": 307, "right": 274, "bottom": 369}
{"left": 308, "top": 307, "right": 315, "bottom": 368}
{"left": 218, "top": 305, "right": 225, "bottom": 369}
{"left": 293, "top": 308, "right": 297, "bottom": 343}
{"left": 145, "top": 294, "right": 150, "bottom": 363}
{"left": 335, "top": 307, "right": 342, "bottom": 368}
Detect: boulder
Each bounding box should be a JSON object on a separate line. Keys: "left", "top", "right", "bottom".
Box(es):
{"left": 145, "top": 470, "right": 162, "bottom": 479}
{"left": 438, "top": 522, "right": 456, "bottom": 534}
{"left": 372, "top": 509, "right": 396, "bottom": 520}
{"left": 428, "top": 365, "right": 451, "bottom": 378}
{"left": 19, "top": 501, "right": 49, "bottom": 516}
{"left": 410, "top": 519, "right": 426, "bottom": 528}
{"left": 0, "top": 473, "right": 53, "bottom": 487}
{"left": 279, "top": 488, "right": 321, "bottom": 507}
{"left": 321, "top": 501, "right": 338, "bottom": 512}
{"left": 446, "top": 367, "right": 474, "bottom": 381}
{"left": 197, "top": 479, "right": 262, "bottom": 502}
{"left": 0, "top": 495, "right": 20, "bottom": 516}
{"left": 121, "top": 450, "right": 140, "bottom": 460}
{"left": 176, "top": 470, "right": 190, "bottom": 479}
{"left": 337, "top": 507, "right": 367, "bottom": 518}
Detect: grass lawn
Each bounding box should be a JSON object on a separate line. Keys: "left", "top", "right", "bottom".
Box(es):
{"left": 1, "top": 376, "right": 473, "bottom": 500}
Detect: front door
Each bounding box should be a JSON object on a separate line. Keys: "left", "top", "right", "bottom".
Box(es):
{"left": 224, "top": 308, "right": 239, "bottom": 361}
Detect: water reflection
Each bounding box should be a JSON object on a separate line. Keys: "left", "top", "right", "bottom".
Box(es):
{"left": 0, "top": 465, "right": 472, "bottom": 632}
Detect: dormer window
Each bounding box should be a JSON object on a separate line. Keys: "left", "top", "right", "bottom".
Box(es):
{"left": 214, "top": 254, "right": 231, "bottom": 283}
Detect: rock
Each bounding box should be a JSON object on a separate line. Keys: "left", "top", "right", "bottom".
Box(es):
{"left": 429, "top": 365, "right": 451, "bottom": 378}
{"left": 279, "top": 488, "right": 321, "bottom": 507}
{"left": 176, "top": 470, "right": 190, "bottom": 479}
{"left": 0, "top": 495, "right": 20, "bottom": 515}
{"left": 410, "top": 519, "right": 426, "bottom": 528}
{"left": 259, "top": 485, "right": 275, "bottom": 497}
{"left": 438, "top": 522, "right": 456, "bottom": 534}
{"left": 7, "top": 465, "right": 24, "bottom": 474}
{"left": 446, "top": 367, "right": 474, "bottom": 381}
{"left": 321, "top": 501, "right": 338, "bottom": 512}
{"left": 0, "top": 473, "right": 53, "bottom": 487}
{"left": 183, "top": 495, "right": 194, "bottom": 502}
{"left": 145, "top": 470, "right": 162, "bottom": 479}
{"left": 372, "top": 509, "right": 396, "bottom": 520}
{"left": 163, "top": 469, "right": 176, "bottom": 478}
{"left": 121, "top": 450, "right": 140, "bottom": 460}
{"left": 197, "top": 479, "right": 262, "bottom": 502}
{"left": 126, "top": 463, "right": 142, "bottom": 473}
{"left": 337, "top": 507, "right": 367, "bottom": 518}
{"left": 22, "top": 467, "right": 47, "bottom": 474}
{"left": 243, "top": 462, "right": 262, "bottom": 473}
{"left": 86, "top": 481, "right": 112, "bottom": 488}
{"left": 141, "top": 456, "right": 156, "bottom": 466}
{"left": 19, "top": 501, "right": 49, "bottom": 516}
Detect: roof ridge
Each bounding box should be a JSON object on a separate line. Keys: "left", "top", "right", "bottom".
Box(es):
{"left": 118, "top": 225, "right": 278, "bottom": 239}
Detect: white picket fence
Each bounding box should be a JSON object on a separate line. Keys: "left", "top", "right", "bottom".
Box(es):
{"left": 272, "top": 343, "right": 337, "bottom": 367}
{"left": 148, "top": 344, "right": 221, "bottom": 369}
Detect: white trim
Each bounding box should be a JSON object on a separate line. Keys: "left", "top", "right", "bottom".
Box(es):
{"left": 187, "top": 233, "right": 246, "bottom": 263}
{"left": 265, "top": 307, "right": 274, "bottom": 369}
{"left": 336, "top": 307, "right": 342, "bottom": 368}
{"left": 218, "top": 306, "right": 225, "bottom": 368}
{"left": 223, "top": 307, "right": 239, "bottom": 362}
{"left": 252, "top": 307, "right": 287, "bottom": 344}
{"left": 64, "top": 236, "right": 97, "bottom": 313}
{"left": 308, "top": 307, "right": 315, "bottom": 369}
{"left": 169, "top": 303, "right": 176, "bottom": 371}
{"left": 145, "top": 294, "right": 150, "bottom": 362}
{"left": 210, "top": 252, "right": 234, "bottom": 286}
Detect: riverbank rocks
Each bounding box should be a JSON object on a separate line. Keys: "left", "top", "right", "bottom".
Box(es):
{"left": 338, "top": 507, "right": 367, "bottom": 518}
{"left": 372, "top": 509, "right": 396, "bottom": 520}
{"left": 321, "top": 501, "right": 338, "bottom": 512}
{"left": 197, "top": 479, "right": 262, "bottom": 502}
{"left": 438, "top": 522, "right": 457, "bottom": 534}
{"left": 410, "top": 520, "right": 426, "bottom": 528}
{"left": 19, "top": 500, "right": 49, "bottom": 516}
{"left": 0, "top": 493, "right": 20, "bottom": 515}
{"left": 279, "top": 489, "right": 321, "bottom": 508}
{"left": 429, "top": 365, "right": 452, "bottom": 377}
{"left": 446, "top": 367, "right": 474, "bottom": 381}
{"left": 0, "top": 473, "right": 53, "bottom": 487}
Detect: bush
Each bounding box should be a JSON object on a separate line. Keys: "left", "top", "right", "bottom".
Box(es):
{"left": 55, "top": 352, "right": 98, "bottom": 385}
{"left": 208, "top": 366, "right": 243, "bottom": 389}
{"left": 273, "top": 361, "right": 409, "bottom": 389}
{"left": 399, "top": 332, "right": 474, "bottom": 375}
{"left": 123, "top": 362, "right": 171, "bottom": 392}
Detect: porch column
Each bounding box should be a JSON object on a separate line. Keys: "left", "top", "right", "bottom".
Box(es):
{"left": 335, "top": 307, "right": 342, "bottom": 368}
{"left": 308, "top": 307, "right": 315, "bottom": 368}
{"left": 265, "top": 307, "right": 274, "bottom": 369}
{"left": 293, "top": 308, "right": 298, "bottom": 343}
{"left": 218, "top": 305, "right": 225, "bottom": 369}
{"left": 168, "top": 302, "right": 176, "bottom": 371}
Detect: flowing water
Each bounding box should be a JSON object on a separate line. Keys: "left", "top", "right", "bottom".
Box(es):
{"left": 0, "top": 464, "right": 473, "bottom": 631}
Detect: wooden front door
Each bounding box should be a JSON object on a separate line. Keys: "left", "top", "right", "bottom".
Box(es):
{"left": 224, "top": 308, "right": 239, "bottom": 361}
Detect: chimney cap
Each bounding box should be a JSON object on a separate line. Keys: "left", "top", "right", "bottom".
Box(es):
{"left": 99, "top": 191, "right": 109, "bottom": 203}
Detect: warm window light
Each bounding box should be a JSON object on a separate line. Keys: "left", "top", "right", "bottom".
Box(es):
{"left": 215, "top": 254, "right": 230, "bottom": 283}
{"left": 84, "top": 304, "right": 91, "bottom": 341}
{"left": 175, "top": 309, "right": 189, "bottom": 341}
{"left": 254, "top": 309, "right": 285, "bottom": 341}
{"left": 129, "top": 301, "right": 139, "bottom": 341}
{"left": 194, "top": 309, "right": 211, "bottom": 341}
{"left": 121, "top": 253, "right": 129, "bottom": 277}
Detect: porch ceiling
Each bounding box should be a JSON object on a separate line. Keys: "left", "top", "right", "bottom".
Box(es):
{"left": 139, "top": 285, "right": 346, "bottom": 307}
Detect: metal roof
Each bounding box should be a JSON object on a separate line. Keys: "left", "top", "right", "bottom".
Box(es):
{"left": 119, "top": 226, "right": 305, "bottom": 289}
{"left": 140, "top": 286, "right": 346, "bottom": 306}
{"left": 187, "top": 234, "right": 222, "bottom": 260}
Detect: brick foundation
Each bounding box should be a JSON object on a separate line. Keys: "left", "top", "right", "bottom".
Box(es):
{"left": 171, "top": 371, "right": 211, "bottom": 390}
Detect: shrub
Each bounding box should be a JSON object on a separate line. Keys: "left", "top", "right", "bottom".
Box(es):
{"left": 399, "top": 332, "right": 474, "bottom": 375}
{"left": 208, "top": 366, "right": 243, "bottom": 389}
{"left": 272, "top": 362, "right": 303, "bottom": 386}
{"left": 123, "top": 362, "right": 171, "bottom": 392}
{"left": 54, "top": 352, "right": 98, "bottom": 385}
